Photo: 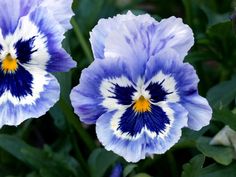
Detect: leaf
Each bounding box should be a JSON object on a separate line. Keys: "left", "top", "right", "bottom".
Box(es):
{"left": 200, "top": 162, "right": 236, "bottom": 177}
{"left": 88, "top": 148, "right": 119, "bottom": 177}
{"left": 196, "top": 137, "right": 234, "bottom": 165}
{"left": 213, "top": 108, "right": 236, "bottom": 131}
{"left": 200, "top": 5, "right": 229, "bottom": 27}
{"left": 181, "top": 154, "right": 205, "bottom": 177}
{"left": 207, "top": 77, "right": 236, "bottom": 108}
{"left": 49, "top": 102, "right": 67, "bottom": 131}
{"left": 133, "top": 173, "right": 152, "bottom": 177}
{"left": 123, "top": 164, "right": 137, "bottom": 177}
{"left": 0, "top": 135, "right": 81, "bottom": 177}
{"left": 182, "top": 157, "right": 236, "bottom": 177}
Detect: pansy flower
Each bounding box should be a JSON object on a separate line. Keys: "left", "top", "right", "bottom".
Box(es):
{"left": 70, "top": 12, "right": 212, "bottom": 162}
{"left": 0, "top": 0, "right": 75, "bottom": 127}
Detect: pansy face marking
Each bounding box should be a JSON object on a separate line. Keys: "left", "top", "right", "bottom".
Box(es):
{"left": 100, "top": 73, "right": 178, "bottom": 141}
{"left": 0, "top": 0, "right": 75, "bottom": 128}
{"left": 70, "top": 11, "right": 212, "bottom": 162}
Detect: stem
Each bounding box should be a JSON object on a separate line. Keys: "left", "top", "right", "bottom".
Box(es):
{"left": 182, "top": 0, "right": 193, "bottom": 27}
{"left": 70, "top": 133, "right": 91, "bottom": 177}
{"left": 71, "top": 17, "right": 93, "bottom": 63}
{"left": 166, "top": 151, "right": 178, "bottom": 177}
{"left": 59, "top": 99, "right": 96, "bottom": 151}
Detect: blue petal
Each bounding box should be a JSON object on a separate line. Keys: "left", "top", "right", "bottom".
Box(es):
{"left": 40, "top": 0, "right": 74, "bottom": 31}
{"left": 182, "top": 93, "right": 212, "bottom": 130}
{"left": 17, "top": 7, "right": 76, "bottom": 72}
{"left": 0, "top": 0, "right": 38, "bottom": 36}
{"left": 70, "top": 58, "right": 135, "bottom": 124}
{"left": 110, "top": 163, "right": 123, "bottom": 177}
{"left": 119, "top": 105, "right": 170, "bottom": 137}
{"left": 90, "top": 11, "right": 157, "bottom": 59}
{"left": 145, "top": 49, "right": 199, "bottom": 92}
{"left": 96, "top": 103, "right": 188, "bottom": 162}
{"left": 0, "top": 69, "right": 60, "bottom": 128}
{"left": 145, "top": 50, "right": 212, "bottom": 130}
{"left": 14, "top": 37, "right": 37, "bottom": 64}
{"left": 92, "top": 13, "right": 193, "bottom": 62}
{"left": 0, "top": 65, "right": 33, "bottom": 98}
{"left": 146, "top": 80, "right": 171, "bottom": 103}
{"left": 154, "top": 16, "right": 194, "bottom": 61}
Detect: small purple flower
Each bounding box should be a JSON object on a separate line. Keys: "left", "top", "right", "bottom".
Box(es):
{"left": 0, "top": 0, "right": 75, "bottom": 127}
{"left": 70, "top": 12, "right": 212, "bottom": 162}
{"left": 110, "top": 163, "right": 123, "bottom": 177}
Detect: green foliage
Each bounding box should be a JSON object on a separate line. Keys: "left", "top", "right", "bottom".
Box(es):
{"left": 1, "top": 0, "right": 236, "bottom": 177}
{"left": 88, "top": 148, "right": 119, "bottom": 177}
{"left": 182, "top": 155, "right": 236, "bottom": 177}
{"left": 181, "top": 154, "right": 205, "bottom": 177}
{"left": 196, "top": 137, "right": 234, "bottom": 165}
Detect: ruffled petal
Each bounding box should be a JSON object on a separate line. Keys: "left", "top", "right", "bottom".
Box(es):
{"left": 181, "top": 93, "right": 212, "bottom": 130}
{"left": 40, "top": 0, "right": 74, "bottom": 31}
{"left": 12, "top": 7, "right": 76, "bottom": 72}
{"left": 0, "top": 67, "right": 60, "bottom": 128}
{"left": 145, "top": 50, "right": 212, "bottom": 130}
{"left": 0, "top": 0, "right": 39, "bottom": 36}
{"left": 70, "top": 58, "right": 135, "bottom": 124}
{"left": 150, "top": 16, "right": 194, "bottom": 61}
{"left": 96, "top": 102, "right": 188, "bottom": 162}
{"left": 91, "top": 12, "right": 193, "bottom": 62}
{"left": 90, "top": 11, "right": 157, "bottom": 59}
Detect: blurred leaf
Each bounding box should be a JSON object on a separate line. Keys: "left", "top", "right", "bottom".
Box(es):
{"left": 200, "top": 5, "right": 229, "bottom": 27}
{"left": 181, "top": 154, "right": 205, "bottom": 177}
{"left": 207, "top": 76, "right": 236, "bottom": 108}
{"left": 123, "top": 164, "right": 137, "bottom": 177}
{"left": 182, "top": 156, "right": 236, "bottom": 177}
{"left": 53, "top": 71, "right": 73, "bottom": 100}
{"left": 213, "top": 108, "right": 236, "bottom": 131}
{"left": 200, "top": 162, "right": 236, "bottom": 177}
{"left": 88, "top": 148, "right": 119, "bottom": 177}
{"left": 49, "top": 102, "right": 67, "bottom": 131}
{"left": 26, "top": 172, "right": 42, "bottom": 177}
{"left": 133, "top": 173, "right": 152, "bottom": 177}
{"left": 196, "top": 137, "right": 234, "bottom": 165}
{"left": 0, "top": 135, "right": 81, "bottom": 177}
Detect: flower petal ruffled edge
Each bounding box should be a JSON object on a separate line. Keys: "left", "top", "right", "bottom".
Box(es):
{"left": 0, "top": 72, "right": 60, "bottom": 128}
{"left": 96, "top": 103, "right": 188, "bottom": 162}
{"left": 181, "top": 94, "right": 212, "bottom": 131}
{"left": 90, "top": 11, "right": 157, "bottom": 59}
{"left": 145, "top": 49, "right": 212, "bottom": 131}
{"left": 0, "top": 0, "right": 38, "bottom": 36}
{"left": 41, "top": 0, "right": 74, "bottom": 31}
{"left": 26, "top": 6, "right": 76, "bottom": 72}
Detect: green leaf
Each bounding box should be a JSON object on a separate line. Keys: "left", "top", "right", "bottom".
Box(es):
{"left": 123, "top": 164, "right": 137, "bottom": 177}
{"left": 49, "top": 102, "right": 67, "bottom": 131}
{"left": 181, "top": 154, "right": 205, "bottom": 177}
{"left": 88, "top": 148, "right": 119, "bottom": 177}
{"left": 200, "top": 162, "right": 236, "bottom": 177}
{"left": 207, "top": 77, "right": 236, "bottom": 108}
{"left": 0, "top": 135, "right": 81, "bottom": 177}
{"left": 196, "top": 137, "right": 234, "bottom": 165}
{"left": 200, "top": 5, "right": 229, "bottom": 27}
{"left": 26, "top": 172, "right": 42, "bottom": 177}
{"left": 213, "top": 108, "right": 236, "bottom": 131}
{"left": 133, "top": 173, "right": 152, "bottom": 177}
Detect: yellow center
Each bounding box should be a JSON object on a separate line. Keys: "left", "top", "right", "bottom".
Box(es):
{"left": 1, "top": 54, "right": 18, "bottom": 73}
{"left": 133, "top": 95, "right": 151, "bottom": 113}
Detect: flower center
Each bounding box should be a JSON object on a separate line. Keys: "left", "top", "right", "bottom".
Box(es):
{"left": 1, "top": 54, "right": 18, "bottom": 73}
{"left": 133, "top": 95, "right": 151, "bottom": 113}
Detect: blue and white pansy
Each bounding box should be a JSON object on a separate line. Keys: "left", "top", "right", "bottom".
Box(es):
{"left": 0, "top": 0, "right": 75, "bottom": 127}
{"left": 70, "top": 12, "right": 212, "bottom": 162}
